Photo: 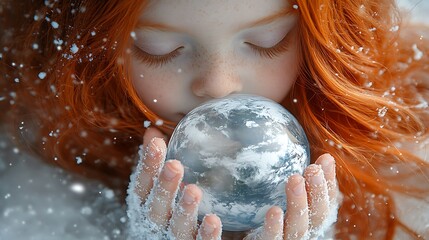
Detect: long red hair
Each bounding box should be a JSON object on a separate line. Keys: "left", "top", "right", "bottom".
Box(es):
{"left": 1, "top": 0, "right": 428, "bottom": 239}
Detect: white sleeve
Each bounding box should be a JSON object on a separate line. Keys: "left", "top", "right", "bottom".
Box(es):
{"left": 126, "top": 144, "right": 175, "bottom": 240}
{"left": 393, "top": 192, "right": 429, "bottom": 238}
{"left": 393, "top": 138, "right": 429, "bottom": 238}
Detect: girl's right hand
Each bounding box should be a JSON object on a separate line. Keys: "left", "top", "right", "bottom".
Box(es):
{"left": 127, "top": 127, "right": 223, "bottom": 240}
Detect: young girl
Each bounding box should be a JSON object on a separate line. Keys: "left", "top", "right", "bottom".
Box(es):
{"left": 1, "top": 0, "right": 428, "bottom": 239}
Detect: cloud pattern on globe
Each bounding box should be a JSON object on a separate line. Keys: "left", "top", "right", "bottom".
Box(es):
{"left": 166, "top": 94, "right": 310, "bottom": 231}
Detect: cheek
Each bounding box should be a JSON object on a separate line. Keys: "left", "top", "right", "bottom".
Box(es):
{"left": 130, "top": 60, "right": 184, "bottom": 121}
{"left": 250, "top": 55, "right": 299, "bottom": 102}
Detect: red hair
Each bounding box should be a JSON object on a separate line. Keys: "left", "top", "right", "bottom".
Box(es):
{"left": 1, "top": 0, "right": 428, "bottom": 238}
{"left": 287, "top": 0, "right": 429, "bottom": 238}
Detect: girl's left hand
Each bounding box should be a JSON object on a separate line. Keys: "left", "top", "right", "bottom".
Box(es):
{"left": 245, "top": 153, "right": 339, "bottom": 240}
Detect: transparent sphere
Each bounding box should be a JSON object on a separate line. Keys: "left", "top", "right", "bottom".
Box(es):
{"left": 166, "top": 94, "right": 310, "bottom": 231}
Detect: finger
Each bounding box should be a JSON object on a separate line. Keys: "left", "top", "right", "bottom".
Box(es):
{"left": 147, "top": 160, "right": 184, "bottom": 228}
{"left": 135, "top": 137, "right": 167, "bottom": 202}
{"left": 143, "top": 127, "right": 168, "bottom": 147}
{"left": 169, "top": 184, "right": 203, "bottom": 239}
{"left": 284, "top": 174, "right": 309, "bottom": 239}
{"left": 259, "top": 206, "right": 283, "bottom": 239}
{"left": 304, "top": 164, "right": 329, "bottom": 229}
{"left": 198, "top": 214, "right": 222, "bottom": 240}
{"left": 315, "top": 154, "right": 337, "bottom": 202}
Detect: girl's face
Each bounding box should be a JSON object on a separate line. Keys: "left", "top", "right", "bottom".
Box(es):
{"left": 130, "top": 0, "right": 300, "bottom": 123}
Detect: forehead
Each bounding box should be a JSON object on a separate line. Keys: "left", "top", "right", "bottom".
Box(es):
{"left": 140, "top": 0, "right": 291, "bottom": 32}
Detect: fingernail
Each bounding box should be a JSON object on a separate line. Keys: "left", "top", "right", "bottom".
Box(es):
{"left": 202, "top": 214, "right": 218, "bottom": 235}
{"left": 144, "top": 138, "right": 161, "bottom": 163}
{"left": 269, "top": 207, "right": 283, "bottom": 221}
{"left": 310, "top": 167, "right": 324, "bottom": 185}
{"left": 292, "top": 177, "right": 305, "bottom": 196}
{"left": 163, "top": 161, "right": 179, "bottom": 181}
{"left": 203, "top": 222, "right": 216, "bottom": 235}
{"left": 148, "top": 138, "right": 164, "bottom": 154}
{"left": 320, "top": 155, "right": 334, "bottom": 174}
{"left": 183, "top": 188, "right": 196, "bottom": 205}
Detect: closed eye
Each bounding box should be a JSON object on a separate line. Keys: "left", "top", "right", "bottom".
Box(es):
{"left": 131, "top": 45, "right": 184, "bottom": 67}
{"left": 245, "top": 32, "right": 291, "bottom": 58}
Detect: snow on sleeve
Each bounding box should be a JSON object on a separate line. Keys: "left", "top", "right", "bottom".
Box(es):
{"left": 126, "top": 144, "right": 171, "bottom": 240}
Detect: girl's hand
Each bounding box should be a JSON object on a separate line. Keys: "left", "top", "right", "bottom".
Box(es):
{"left": 127, "top": 127, "right": 338, "bottom": 239}
{"left": 245, "top": 154, "right": 339, "bottom": 240}
{"left": 127, "top": 127, "right": 223, "bottom": 240}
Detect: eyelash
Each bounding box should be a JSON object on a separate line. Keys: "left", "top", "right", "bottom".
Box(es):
{"left": 246, "top": 33, "right": 291, "bottom": 58}
{"left": 131, "top": 33, "right": 291, "bottom": 67}
{"left": 131, "top": 45, "right": 184, "bottom": 67}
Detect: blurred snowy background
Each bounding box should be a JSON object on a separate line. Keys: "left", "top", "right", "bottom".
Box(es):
{"left": 0, "top": 128, "right": 128, "bottom": 239}
{"left": 1, "top": 0, "right": 428, "bottom": 239}
{"left": 396, "top": 0, "right": 428, "bottom": 23}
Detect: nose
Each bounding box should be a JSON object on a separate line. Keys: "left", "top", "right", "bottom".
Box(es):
{"left": 191, "top": 54, "right": 243, "bottom": 99}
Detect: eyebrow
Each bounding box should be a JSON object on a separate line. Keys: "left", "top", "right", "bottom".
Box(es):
{"left": 136, "top": 7, "right": 295, "bottom": 32}
{"left": 135, "top": 21, "right": 182, "bottom": 32}
{"left": 240, "top": 7, "right": 294, "bottom": 29}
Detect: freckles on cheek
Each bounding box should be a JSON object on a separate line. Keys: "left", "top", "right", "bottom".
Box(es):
{"left": 252, "top": 60, "right": 297, "bottom": 101}
{"left": 136, "top": 72, "right": 166, "bottom": 102}
{"left": 130, "top": 63, "right": 185, "bottom": 121}
{"left": 133, "top": 74, "right": 169, "bottom": 117}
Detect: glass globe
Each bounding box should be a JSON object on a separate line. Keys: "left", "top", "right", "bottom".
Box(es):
{"left": 166, "top": 94, "right": 310, "bottom": 231}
